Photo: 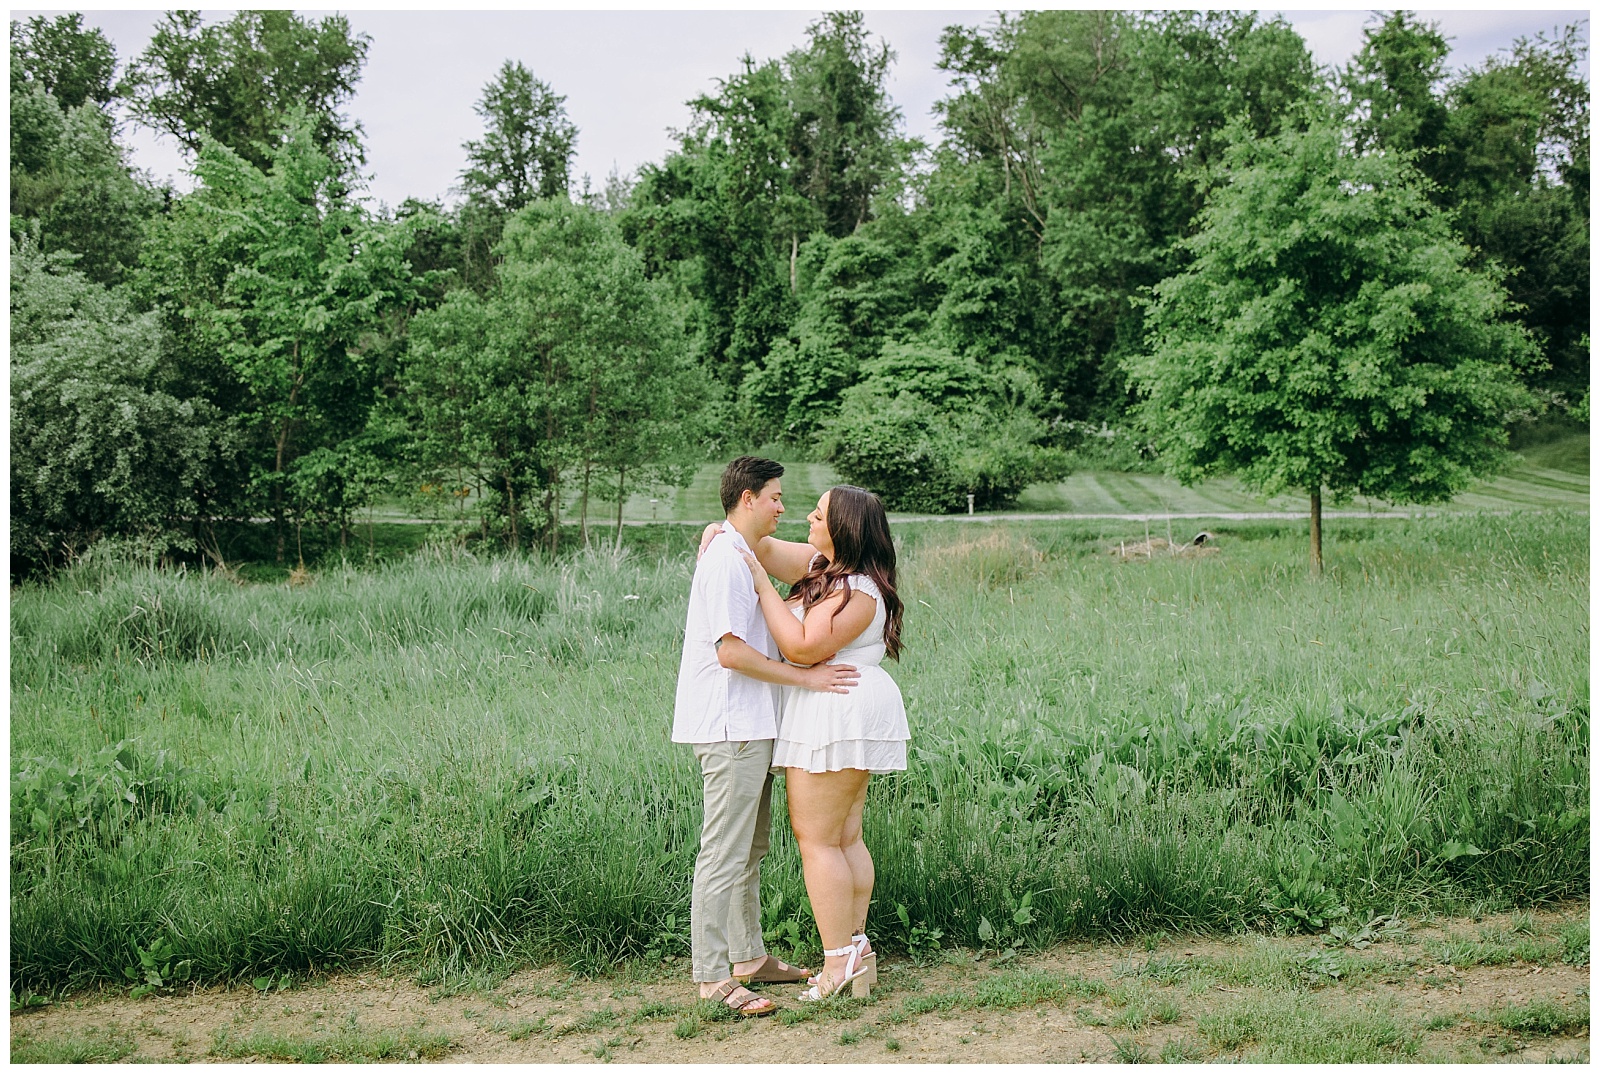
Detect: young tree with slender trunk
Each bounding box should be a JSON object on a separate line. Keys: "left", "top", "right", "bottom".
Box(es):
{"left": 139, "top": 109, "right": 418, "bottom": 564}
{"left": 1128, "top": 106, "right": 1537, "bottom": 575}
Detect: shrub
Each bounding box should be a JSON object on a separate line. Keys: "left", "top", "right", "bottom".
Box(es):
{"left": 819, "top": 343, "right": 1065, "bottom": 512}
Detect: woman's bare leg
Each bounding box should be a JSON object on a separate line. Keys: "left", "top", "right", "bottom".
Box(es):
{"left": 841, "top": 775, "right": 874, "bottom": 948}
{"left": 787, "top": 767, "right": 871, "bottom": 986}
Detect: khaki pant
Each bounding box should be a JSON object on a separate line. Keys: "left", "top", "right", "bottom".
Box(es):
{"left": 690, "top": 739, "right": 774, "bottom": 983}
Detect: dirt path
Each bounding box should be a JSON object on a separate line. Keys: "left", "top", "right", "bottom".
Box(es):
{"left": 12, "top": 903, "right": 1589, "bottom": 1064}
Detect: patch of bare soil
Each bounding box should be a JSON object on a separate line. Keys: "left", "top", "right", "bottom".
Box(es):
{"left": 12, "top": 902, "right": 1589, "bottom": 1064}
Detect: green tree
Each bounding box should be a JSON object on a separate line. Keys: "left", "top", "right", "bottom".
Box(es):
{"left": 933, "top": 10, "right": 1319, "bottom": 415}
{"left": 10, "top": 13, "right": 117, "bottom": 110}
{"left": 121, "top": 10, "right": 369, "bottom": 172}
{"left": 629, "top": 56, "right": 798, "bottom": 385}
{"left": 139, "top": 110, "right": 418, "bottom": 564}
{"left": 736, "top": 230, "right": 918, "bottom": 442}
{"left": 1128, "top": 111, "right": 1538, "bottom": 574}
{"left": 10, "top": 240, "right": 227, "bottom": 573}
{"left": 461, "top": 61, "right": 578, "bottom": 211}
{"left": 1438, "top": 24, "right": 1590, "bottom": 406}
{"left": 784, "top": 11, "right": 904, "bottom": 240}
{"left": 447, "top": 62, "right": 581, "bottom": 296}
{"left": 402, "top": 200, "right": 694, "bottom": 552}
{"left": 10, "top": 91, "right": 162, "bottom": 286}
{"left": 627, "top": 14, "right": 907, "bottom": 392}
{"left": 822, "top": 341, "right": 1062, "bottom": 512}
{"left": 1342, "top": 11, "right": 1451, "bottom": 168}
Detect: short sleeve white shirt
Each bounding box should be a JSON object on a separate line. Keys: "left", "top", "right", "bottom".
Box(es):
{"left": 671, "top": 525, "right": 780, "bottom": 743}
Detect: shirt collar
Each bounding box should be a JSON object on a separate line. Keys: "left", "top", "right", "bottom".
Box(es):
{"left": 719, "top": 521, "right": 753, "bottom": 554}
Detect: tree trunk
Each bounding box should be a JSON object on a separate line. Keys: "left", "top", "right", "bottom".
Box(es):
{"left": 507, "top": 473, "right": 519, "bottom": 552}
{"left": 273, "top": 418, "right": 292, "bottom": 565}
{"left": 1310, "top": 487, "right": 1323, "bottom": 577}
{"left": 614, "top": 465, "right": 627, "bottom": 554}
{"left": 581, "top": 370, "right": 599, "bottom": 548}
{"left": 273, "top": 344, "right": 303, "bottom": 567}
{"left": 543, "top": 342, "right": 560, "bottom": 556}
{"left": 548, "top": 467, "right": 561, "bottom": 556}
{"left": 580, "top": 460, "right": 592, "bottom": 547}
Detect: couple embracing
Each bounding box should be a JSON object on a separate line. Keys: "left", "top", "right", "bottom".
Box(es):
{"left": 671, "top": 456, "right": 908, "bottom": 1016}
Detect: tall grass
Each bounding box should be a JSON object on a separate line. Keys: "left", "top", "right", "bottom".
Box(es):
{"left": 9, "top": 512, "right": 1588, "bottom": 991}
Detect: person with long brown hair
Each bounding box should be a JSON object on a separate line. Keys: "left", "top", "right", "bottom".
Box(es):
{"left": 700, "top": 484, "right": 906, "bottom": 1000}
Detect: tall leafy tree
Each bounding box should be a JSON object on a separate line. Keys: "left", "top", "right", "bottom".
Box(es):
{"left": 1342, "top": 11, "right": 1452, "bottom": 168}
{"left": 10, "top": 17, "right": 159, "bottom": 286}
{"left": 1438, "top": 25, "right": 1590, "bottom": 406}
{"left": 121, "top": 10, "right": 369, "bottom": 172}
{"left": 1128, "top": 110, "right": 1537, "bottom": 574}
{"left": 933, "top": 10, "right": 1319, "bottom": 416}
{"left": 10, "top": 13, "right": 117, "bottom": 110}
{"left": 461, "top": 61, "right": 578, "bottom": 210}
{"left": 627, "top": 13, "right": 906, "bottom": 391}
{"left": 629, "top": 56, "right": 798, "bottom": 384}
{"left": 10, "top": 93, "right": 162, "bottom": 286}
{"left": 737, "top": 230, "right": 919, "bottom": 441}
{"left": 447, "top": 61, "right": 580, "bottom": 295}
{"left": 784, "top": 11, "right": 904, "bottom": 240}
{"left": 403, "top": 200, "right": 694, "bottom": 552}
{"left": 139, "top": 110, "right": 418, "bottom": 563}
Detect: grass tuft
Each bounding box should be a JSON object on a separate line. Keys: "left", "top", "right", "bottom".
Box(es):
{"left": 1484, "top": 997, "right": 1589, "bottom": 1035}
{"left": 208, "top": 1025, "right": 455, "bottom": 1062}
{"left": 11, "top": 1027, "right": 136, "bottom": 1064}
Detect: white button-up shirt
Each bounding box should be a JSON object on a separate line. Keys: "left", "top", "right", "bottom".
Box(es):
{"left": 671, "top": 524, "right": 780, "bottom": 743}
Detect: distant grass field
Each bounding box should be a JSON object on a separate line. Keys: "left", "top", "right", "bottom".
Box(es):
{"left": 9, "top": 510, "right": 1587, "bottom": 993}
{"left": 578, "top": 433, "right": 1591, "bottom": 521}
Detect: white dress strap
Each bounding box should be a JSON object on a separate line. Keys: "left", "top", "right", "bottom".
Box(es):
{"left": 848, "top": 573, "right": 881, "bottom": 601}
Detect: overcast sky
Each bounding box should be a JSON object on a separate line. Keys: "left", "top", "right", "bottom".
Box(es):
{"left": 19, "top": 5, "right": 1592, "bottom": 212}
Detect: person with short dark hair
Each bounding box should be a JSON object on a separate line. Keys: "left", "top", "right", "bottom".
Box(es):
{"left": 673, "top": 457, "right": 861, "bottom": 1016}
{"left": 697, "top": 482, "right": 908, "bottom": 1001}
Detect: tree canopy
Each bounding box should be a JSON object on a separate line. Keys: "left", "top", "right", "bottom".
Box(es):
{"left": 1128, "top": 108, "right": 1539, "bottom": 571}
{"left": 6, "top": 9, "right": 1590, "bottom": 575}
{"left": 120, "top": 10, "right": 369, "bottom": 171}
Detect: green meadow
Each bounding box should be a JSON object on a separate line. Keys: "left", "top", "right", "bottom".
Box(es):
{"left": 9, "top": 509, "right": 1589, "bottom": 994}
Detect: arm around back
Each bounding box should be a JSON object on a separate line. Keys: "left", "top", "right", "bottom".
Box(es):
{"left": 717, "top": 633, "right": 860, "bottom": 692}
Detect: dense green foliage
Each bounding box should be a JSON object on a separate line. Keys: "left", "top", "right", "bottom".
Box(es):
{"left": 401, "top": 199, "right": 698, "bottom": 553}
{"left": 1128, "top": 105, "right": 1538, "bottom": 566}
{"left": 9, "top": 242, "right": 227, "bottom": 568}
{"left": 119, "top": 10, "right": 369, "bottom": 172}
{"left": 137, "top": 111, "right": 421, "bottom": 565}
{"left": 5, "top": 7, "right": 1591, "bottom": 553}
{"left": 9, "top": 514, "right": 1588, "bottom": 989}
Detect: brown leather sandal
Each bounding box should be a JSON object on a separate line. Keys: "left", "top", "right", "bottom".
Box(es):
{"left": 706, "top": 979, "right": 778, "bottom": 1017}
{"left": 733, "top": 954, "right": 813, "bottom": 984}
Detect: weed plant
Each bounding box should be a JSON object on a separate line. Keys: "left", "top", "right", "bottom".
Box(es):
{"left": 9, "top": 512, "right": 1588, "bottom": 992}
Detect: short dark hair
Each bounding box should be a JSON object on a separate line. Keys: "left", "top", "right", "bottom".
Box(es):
{"left": 720, "top": 456, "right": 784, "bottom": 514}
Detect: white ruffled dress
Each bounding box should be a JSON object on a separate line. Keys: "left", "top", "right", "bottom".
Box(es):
{"left": 771, "top": 573, "right": 909, "bottom": 774}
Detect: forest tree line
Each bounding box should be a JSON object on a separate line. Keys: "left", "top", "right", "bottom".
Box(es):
{"left": 9, "top": 10, "right": 1590, "bottom": 575}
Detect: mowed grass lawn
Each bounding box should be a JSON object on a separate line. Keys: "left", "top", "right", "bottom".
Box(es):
{"left": 9, "top": 510, "right": 1588, "bottom": 995}
{"left": 566, "top": 433, "right": 1590, "bottom": 521}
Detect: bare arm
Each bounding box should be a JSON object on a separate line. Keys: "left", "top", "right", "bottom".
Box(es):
{"left": 715, "top": 633, "right": 860, "bottom": 692}
{"left": 697, "top": 523, "right": 818, "bottom": 586}
{"left": 750, "top": 535, "right": 820, "bottom": 586}
{"left": 740, "top": 552, "right": 875, "bottom": 666}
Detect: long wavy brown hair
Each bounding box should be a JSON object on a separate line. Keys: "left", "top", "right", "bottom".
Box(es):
{"left": 788, "top": 485, "right": 904, "bottom": 660}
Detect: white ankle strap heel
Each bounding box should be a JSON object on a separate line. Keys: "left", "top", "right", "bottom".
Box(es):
{"left": 798, "top": 944, "right": 870, "bottom": 1001}
{"left": 851, "top": 933, "right": 879, "bottom": 985}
